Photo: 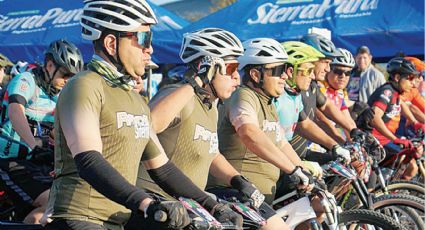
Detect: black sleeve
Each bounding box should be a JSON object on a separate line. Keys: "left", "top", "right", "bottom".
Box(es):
{"left": 74, "top": 151, "right": 151, "bottom": 212}
{"left": 148, "top": 161, "right": 218, "bottom": 211}
{"left": 8, "top": 94, "right": 27, "bottom": 106}
{"left": 315, "top": 84, "right": 327, "bottom": 108}
{"left": 298, "top": 110, "right": 307, "bottom": 122}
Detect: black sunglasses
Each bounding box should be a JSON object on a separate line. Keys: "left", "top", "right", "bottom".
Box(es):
{"left": 262, "top": 64, "right": 286, "bottom": 77}
{"left": 118, "top": 31, "right": 153, "bottom": 49}
{"left": 332, "top": 68, "right": 351, "bottom": 76}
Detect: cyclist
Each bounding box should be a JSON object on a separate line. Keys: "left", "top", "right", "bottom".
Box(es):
{"left": 206, "top": 37, "right": 313, "bottom": 214}
{"left": 45, "top": 1, "right": 239, "bottom": 229}
{"left": 274, "top": 42, "right": 353, "bottom": 166}
{"left": 399, "top": 57, "right": 425, "bottom": 124}
{"left": 141, "top": 34, "right": 288, "bottom": 229}
{"left": 367, "top": 57, "right": 425, "bottom": 180}
{"left": 0, "top": 39, "right": 83, "bottom": 224}
{"left": 318, "top": 48, "right": 357, "bottom": 140}
{"left": 289, "top": 34, "right": 361, "bottom": 161}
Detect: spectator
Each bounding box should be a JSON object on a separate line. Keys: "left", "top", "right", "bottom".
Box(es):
{"left": 346, "top": 46, "right": 386, "bottom": 103}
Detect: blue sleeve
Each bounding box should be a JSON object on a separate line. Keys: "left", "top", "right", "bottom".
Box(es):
{"left": 7, "top": 73, "right": 36, "bottom": 104}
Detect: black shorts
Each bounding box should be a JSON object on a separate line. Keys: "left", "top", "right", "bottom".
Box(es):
{"left": 206, "top": 187, "right": 276, "bottom": 220}
{"left": 0, "top": 159, "right": 52, "bottom": 207}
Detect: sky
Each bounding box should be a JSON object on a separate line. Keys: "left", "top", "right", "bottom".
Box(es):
{"left": 150, "top": 0, "right": 182, "bottom": 5}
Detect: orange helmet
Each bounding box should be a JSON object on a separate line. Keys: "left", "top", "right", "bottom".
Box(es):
{"left": 405, "top": 56, "right": 425, "bottom": 76}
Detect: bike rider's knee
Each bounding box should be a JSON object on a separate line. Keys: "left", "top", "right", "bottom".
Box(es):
{"left": 33, "top": 189, "right": 49, "bottom": 207}
{"left": 261, "top": 214, "right": 290, "bottom": 230}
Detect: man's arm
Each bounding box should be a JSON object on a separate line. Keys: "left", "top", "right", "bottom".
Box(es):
{"left": 400, "top": 101, "right": 419, "bottom": 124}
{"left": 8, "top": 103, "right": 37, "bottom": 148}
{"left": 149, "top": 84, "right": 195, "bottom": 133}
{"left": 142, "top": 131, "right": 218, "bottom": 211}
{"left": 313, "top": 109, "right": 346, "bottom": 143}
{"left": 237, "top": 124, "right": 298, "bottom": 174}
{"left": 209, "top": 153, "right": 240, "bottom": 185}
{"left": 370, "top": 106, "right": 397, "bottom": 141}
{"left": 279, "top": 139, "right": 303, "bottom": 166}
{"left": 319, "top": 100, "right": 356, "bottom": 132}
{"left": 298, "top": 117, "right": 338, "bottom": 149}
{"left": 410, "top": 104, "right": 425, "bottom": 123}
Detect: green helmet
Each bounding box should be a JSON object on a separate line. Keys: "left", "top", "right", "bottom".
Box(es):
{"left": 0, "top": 53, "right": 13, "bottom": 68}
{"left": 281, "top": 41, "right": 324, "bottom": 88}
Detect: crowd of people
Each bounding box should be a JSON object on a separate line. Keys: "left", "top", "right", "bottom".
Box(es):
{"left": 0, "top": 0, "right": 424, "bottom": 229}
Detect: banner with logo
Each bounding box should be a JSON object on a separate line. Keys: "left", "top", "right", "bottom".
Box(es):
{"left": 0, "top": 0, "right": 188, "bottom": 64}
{"left": 183, "top": 0, "right": 424, "bottom": 59}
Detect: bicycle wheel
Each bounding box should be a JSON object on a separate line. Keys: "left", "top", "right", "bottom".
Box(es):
{"left": 338, "top": 209, "right": 408, "bottom": 230}
{"left": 387, "top": 180, "right": 425, "bottom": 199}
{"left": 372, "top": 194, "right": 425, "bottom": 230}
{"left": 374, "top": 180, "right": 425, "bottom": 199}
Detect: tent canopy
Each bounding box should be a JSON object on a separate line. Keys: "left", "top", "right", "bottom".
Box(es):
{"left": 182, "top": 0, "right": 424, "bottom": 60}
{"left": 0, "top": 0, "right": 187, "bottom": 64}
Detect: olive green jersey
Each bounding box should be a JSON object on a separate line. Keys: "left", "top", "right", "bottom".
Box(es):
{"left": 138, "top": 85, "right": 219, "bottom": 198}
{"left": 207, "top": 86, "right": 283, "bottom": 203}
{"left": 48, "top": 70, "right": 160, "bottom": 228}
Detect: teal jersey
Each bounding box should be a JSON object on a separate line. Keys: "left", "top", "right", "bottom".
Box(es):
{"left": 275, "top": 90, "right": 305, "bottom": 141}
{"left": 0, "top": 71, "right": 56, "bottom": 158}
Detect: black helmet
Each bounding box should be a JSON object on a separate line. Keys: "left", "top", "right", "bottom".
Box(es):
{"left": 301, "top": 33, "right": 342, "bottom": 58}
{"left": 387, "top": 57, "right": 419, "bottom": 76}
{"left": 45, "top": 39, "right": 84, "bottom": 75}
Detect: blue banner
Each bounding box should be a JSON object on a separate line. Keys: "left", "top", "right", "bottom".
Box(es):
{"left": 183, "top": 0, "right": 424, "bottom": 58}
{"left": 0, "top": 0, "right": 187, "bottom": 64}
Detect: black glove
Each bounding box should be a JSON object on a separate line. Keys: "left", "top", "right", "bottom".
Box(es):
{"left": 29, "top": 146, "right": 54, "bottom": 165}
{"left": 145, "top": 200, "right": 191, "bottom": 229}
{"left": 211, "top": 203, "right": 243, "bottom": 229}
{"left": 350, "top": 128, "right": 366, "bottom": 142}
{"left": 230, "top": 175, "right": 265, "bottom": 209}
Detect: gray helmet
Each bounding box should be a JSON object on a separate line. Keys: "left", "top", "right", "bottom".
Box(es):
{"left": 387, "top": 57, "right": 419, "bottom": 76}
{"left": 301, "top": 33, "right": 342, "bottom": 58}
{"left": 331, "top": 48, "right": 355, "bottom": 68}
{"left": 45, "top": 39, "right": 84, "bottom": 75}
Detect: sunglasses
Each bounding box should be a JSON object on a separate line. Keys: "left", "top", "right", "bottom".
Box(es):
{"left": 119, "top": 31, "right": 153, "bottom": 49}
{"left": 262, "top": 64, "right": 286, "bottom": 77}
{"left": 332, "top": 68, "right": 351, "bottom": 76}
{"left": 224, "top": 63, "right": 239, "bottom": 76}
{"left": 297, "top": 67, "right": 315, "bottom": 76}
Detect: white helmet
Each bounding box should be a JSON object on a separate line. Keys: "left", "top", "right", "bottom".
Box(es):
{"left": 331, "top": 48, "right": 355, "bottom": 68}
{"left": 238, "top": 38, "right": 288, "bottom": 70}
{"left": 180, "top": 28, "right": 244, "bottom": 63}
{"left": 80, "top": 0, "right": 158, "bottom": 41}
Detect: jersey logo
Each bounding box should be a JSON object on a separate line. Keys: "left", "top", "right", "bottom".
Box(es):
{"left": 193, "top": 124, "right": 218, "bottom": 154}
{"left": 387, "top": 104, "right": 401, "bottom": 118}
{"left": 19, "top": 83, "right": 29, "bottom": 92}
{"left": 262, "top": 120, "right": 282, "bottom": 142}
{"left": 116, "top": 112, "right": 149, "bottom": 139}
{"left": 380, "top": 89, "right": 392, "bottom": 103}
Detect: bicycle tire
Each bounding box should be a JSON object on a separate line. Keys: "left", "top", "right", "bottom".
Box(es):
{"left": 372, "top": 194, "right": 425, "bottom": 230}
{"left": 338, "top": 209, "right": 408, "bottom": 230}
{"left": 386, "top": 180, "right": 425, "bottom": 199}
